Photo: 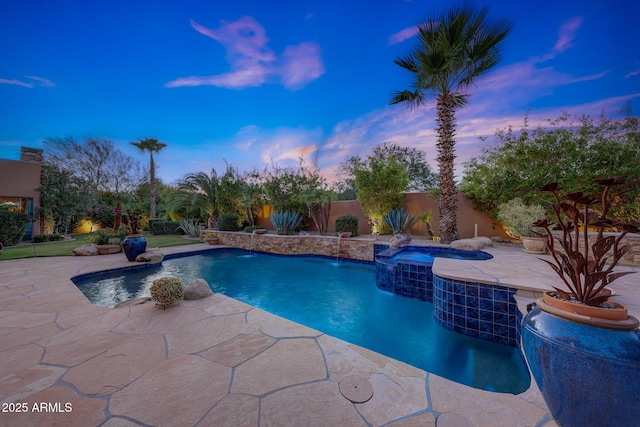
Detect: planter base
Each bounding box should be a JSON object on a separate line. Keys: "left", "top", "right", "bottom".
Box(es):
{"left": 522, "top": 306, "right": 640, "bottom": 427}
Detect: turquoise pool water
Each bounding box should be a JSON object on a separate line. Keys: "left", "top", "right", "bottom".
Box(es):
{"left": 73, "top": 249, "right": 530, "bottom": 394}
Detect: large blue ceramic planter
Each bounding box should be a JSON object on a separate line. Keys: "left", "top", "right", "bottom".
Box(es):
{"left": 122, "top": 235, "right": 147, "bottom": 261}
{"left": 522, "top": 306, "right": 640, "bottom": 427}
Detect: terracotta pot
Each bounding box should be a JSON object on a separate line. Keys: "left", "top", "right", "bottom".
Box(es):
{"left": 204, "top": 237, "right": 219, "bottom": 245}
{"left": 337, "top": 232, "right": 352, "bottom": 238}
{"left": 539, "top": 291, "right": 639, "bottom": 329}
{"left": 521, "top": 236, "right": 546, "bottom": 254}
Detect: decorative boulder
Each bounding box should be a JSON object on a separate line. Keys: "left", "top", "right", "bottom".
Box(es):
{"left": 184, "top": 279, "right": 214, "bottom": 300}
{"left": 72, "top": 244, "right": 99, "bottom": 256}
{"left": 389, "top": 234, "right": 412, "bottom": 248}
{"left": 450, "top": 236, "right": 491, "bottom": 251}
{"left": 135, "top": 251, "right": 164, "bottom": 263}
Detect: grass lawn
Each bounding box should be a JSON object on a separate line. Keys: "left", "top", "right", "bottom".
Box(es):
{"left": 0, "top": 233, "right": 200, "bottom": 261}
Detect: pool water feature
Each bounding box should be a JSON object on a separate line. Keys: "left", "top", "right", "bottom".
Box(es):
{"left": 375, "top": 246, "right": 493, "bottom": 302}
{"left": 73, "top": 249, "right": 530, "bottom": 394}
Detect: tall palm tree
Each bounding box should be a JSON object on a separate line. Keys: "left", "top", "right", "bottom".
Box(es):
{"left": 390, "top": 5, "right": 512, "bottom": 243}
{"left": 131, "top": 137, "right": 167, "bottom": 219}
{"left": 167, "top": 169, "right": 220, "bottom": 228}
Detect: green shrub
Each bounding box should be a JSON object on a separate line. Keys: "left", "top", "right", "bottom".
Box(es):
{"left": 176, "top": 218, "right": 202, "bottom": 237}
{"left": 218, "top": 214, "right": 240, "bottom": 231}
{"left": 0, "top": 208, "right": 28, "bottom": 246}
{"left": 496, "top": 198, "right": 547, "bottom": 238}
{"left": 150, "top": 277, "right": 184, "bottom": 305}
{"left": 150, "top": 221, "right": 184, "bottom": 235}
{"left": 86, "top": 228, "right": 127, "bottom": 245}
{"left": 270, "top": 211, "right": 303, "bottom": 235}
{"left": 87, "top": 205, "right": 115, "bottom": 228}
{"left": 335, "top": 214, "right": 359, "bottom": 237}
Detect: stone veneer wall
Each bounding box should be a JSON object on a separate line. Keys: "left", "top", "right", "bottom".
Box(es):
{"left": 552, "top": 233, "right": 640, "bottom": 267}
{"left": 209, "top": 231, "right": 376, "bottom": 262}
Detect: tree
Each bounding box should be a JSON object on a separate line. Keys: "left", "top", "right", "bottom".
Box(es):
{"left": 297, "top": 167, "right": 336, "bottom": 235}
{"left": 353, "top": 156, "right": 409, "bottom": 233}
{"left": 166, "top": 169, "right": 220, "bottom": 227}
{"left": 131, "top": 137, "right": 167, "bottom": 219}
{"left": 44, "top": 136, "right": 143, "bottom": 195}
{"left": 460, "top": 112, "right": 640, "bottom": 223}
{"left": 390, "top": 5, "right": 512, "bottom": 242}
{"left": 38, "top": 164, "right": 92, "bottom": 234}
{"left": 337, "top": 143, "right": 437, "bottom": 198}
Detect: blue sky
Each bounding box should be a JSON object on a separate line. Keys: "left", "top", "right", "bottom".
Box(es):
{"left": 1, "top": 0, "right": 639, "bottom": 184}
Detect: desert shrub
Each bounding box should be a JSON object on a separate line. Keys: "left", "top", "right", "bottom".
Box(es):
{"left": 335, "top": 214, "right": 359, "bottom": 237}
{"left": 270, "top": 211, "right": 303, "bottom": 235}
{"left": 218, "top": 214, "right": 240, "bottom": 231}
{"left": 496, "top": 198, "right": 547, "bottom": 238}
{"left": 150, "top": 277, "right": 184, "bottom": 305}
{"left": 150, "top": 221, "right": 184, "bottom": 235}
{"left": 0, "top": 208, "right": 28, "bottom": 246}
{"left": 383, "top": 208, "right": 416, "bottom": 235}
{"left": 176, "top": 218, "right": 202, "bottom": 237}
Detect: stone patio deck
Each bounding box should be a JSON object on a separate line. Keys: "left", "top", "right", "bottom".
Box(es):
{"left": 0, "top": 242, "right": 637, "bottom": 426}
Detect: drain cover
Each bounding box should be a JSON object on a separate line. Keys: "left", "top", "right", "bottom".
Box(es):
{"left": 339, "top": 375, "right": 373, "bottom": 403}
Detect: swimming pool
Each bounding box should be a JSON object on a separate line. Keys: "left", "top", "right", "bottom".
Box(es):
{"left": 73, "top": 248, "right": 530, "bottom": 394}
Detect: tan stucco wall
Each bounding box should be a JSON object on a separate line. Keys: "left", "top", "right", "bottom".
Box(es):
{"left": 256, "top": 192, "right": 508, "bottom": 239}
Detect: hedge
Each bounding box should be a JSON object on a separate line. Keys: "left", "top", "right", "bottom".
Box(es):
{"left": 335, "top": 214, "right": 359, "bottom": 237}
{"left": 149, "top": 221, "right": 185, "bottom": 235}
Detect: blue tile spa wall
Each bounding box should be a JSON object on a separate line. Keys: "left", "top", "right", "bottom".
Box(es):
{"left": 433, "top": 275, "right": 519, "bottom": 346}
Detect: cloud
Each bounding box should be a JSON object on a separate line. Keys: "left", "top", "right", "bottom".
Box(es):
{"left": 24, "top": 76, "right": 56, "bottom": 87}
{"left": 166, "top": 16, "right": 324, "bottom": 90}
{"left": 0, "top": 75, "right": 55, "bottom": 88}
{"left": 0, "top": 78, "right": 32, "bottom": 88}
{"left": 625, "top": 69, "right": 640, "bottom": 78}
{"left": 553, "top": 16, "right": 583, "bottom": 54}
{"left": 388, "top": 25, "right": 418, "bottom": 45}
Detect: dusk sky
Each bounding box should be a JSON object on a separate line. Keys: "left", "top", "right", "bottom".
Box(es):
{"left": 1, "top": 0, "right": 639, "bottom": 184}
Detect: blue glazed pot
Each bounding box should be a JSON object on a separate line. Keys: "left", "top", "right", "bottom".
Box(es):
{"left": 122, "top": 235, "right": 147, "bottom": 261}
{"left": 522, "top": 305, "right": 640, "bottom": 427}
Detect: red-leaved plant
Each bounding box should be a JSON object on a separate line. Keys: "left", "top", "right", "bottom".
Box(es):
{"left": 533, "top": 177, "right": 639, "bottom": 307}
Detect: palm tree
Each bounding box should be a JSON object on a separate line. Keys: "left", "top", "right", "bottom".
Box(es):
{"left": 131, "top": 137, "right": 167, "bottom": 219}
{"left": 166, "top": 169, "right": 220, "bottom": 228}
{"left": 390, "top": 5, "right": 512, "bottom": 243}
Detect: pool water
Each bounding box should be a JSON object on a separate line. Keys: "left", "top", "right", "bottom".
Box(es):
{"left": 388, "top": 249, "right": 492, "bottom": 264}
{"left": 73, "top": 249, "right": 530, "bottom": 394}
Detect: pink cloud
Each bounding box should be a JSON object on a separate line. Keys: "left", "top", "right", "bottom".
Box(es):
{"left": 280, "top": 42, "right": 325, "bottom": 89}
{"left": 388, "top": 26, "right": 418, "bottom": 45}
{"left": 167, "top": 16, "right": 324, "bottom": 90}
{"left": 553, "top": 16, "right": 583, "bottom": 53}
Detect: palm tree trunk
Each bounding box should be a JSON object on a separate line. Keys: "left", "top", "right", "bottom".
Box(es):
{"left": 149, "top": 153, "right": 157, "bottom": 219}
{"left": 435, "top": 93, "right": 460, "bottom": 243}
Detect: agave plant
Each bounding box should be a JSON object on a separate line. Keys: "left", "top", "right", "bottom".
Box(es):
{"left": 176, "top": 218, "right": 202, "bottom": 238}
{"left": 383, "top": 208, "right": 416, "bottom": 235}
{"left": 534, "top": 177, "right": 639, "bottom": 306}
{"left": 270, "top": 211, "right": 303, "bottom": 235}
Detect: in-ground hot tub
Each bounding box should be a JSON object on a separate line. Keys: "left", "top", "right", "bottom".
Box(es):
{"left": 375, "top": 245, "right": 493, "bottom": 301}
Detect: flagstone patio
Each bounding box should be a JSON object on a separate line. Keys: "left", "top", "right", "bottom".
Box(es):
{"left": 1, "top": 242, "right": 636, "bottom": 426}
